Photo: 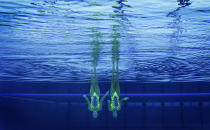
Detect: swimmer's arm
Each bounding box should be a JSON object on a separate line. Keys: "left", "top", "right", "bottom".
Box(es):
{"left": 99, "top": 91, "right": 109, "bottom": 110}
{"left": 120, "top": 97, "right": 129, "bottom": 103}
{"left": 107, "top": 100, "right": 111, "bottom": 111}
{"left": 83, "top": 95, "right": 91, "bottom": 110}
{"left": 100, "top": 91, "right": 109, "bottom": 104}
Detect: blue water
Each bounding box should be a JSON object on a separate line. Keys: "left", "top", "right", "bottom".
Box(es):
{"left": 0, "top": 0, "right": 210, "bottom": 130}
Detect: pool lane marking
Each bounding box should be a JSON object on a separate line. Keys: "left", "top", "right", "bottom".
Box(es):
{"left": 0, "top": 93, "right": 210, "bottom": 96}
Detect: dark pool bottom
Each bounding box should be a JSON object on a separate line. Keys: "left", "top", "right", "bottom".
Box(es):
{"left": 0, "top": 81, "right": 210, "bottom": 130}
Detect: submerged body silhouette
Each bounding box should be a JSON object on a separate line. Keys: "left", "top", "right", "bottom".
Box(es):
{"left": 107, "top": 43, "right": 129, "bottom": 118}
{"left": 107, "top": 8, "right": 129, "bottom": 118}
{"left": 83, "top": 28, "right": 109, "bottom": 118}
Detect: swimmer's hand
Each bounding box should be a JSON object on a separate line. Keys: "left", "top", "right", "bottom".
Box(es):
{"left": 100, "top": 91, "right": 109, "bottom": 104}
{"left": 104, "top": 90, "right": 109, "bottom": 96}
{"left": 83, "top": 95, "right": 90, "bottom": 103}
{"left": 83, "top": 95, "right": 91, "bottom": 110}
{"left": 107, "top": 100, "right": 111, "bottom": 111}
{"left": 120, "top": 97, "right": 129, "bottom": 103}
{"left": 123, "top": 97, "right": 129, "bottom": 101}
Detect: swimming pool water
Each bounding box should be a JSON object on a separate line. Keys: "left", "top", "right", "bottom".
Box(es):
{"left": 0, "top": 0, "right": 210, "bottom": 129}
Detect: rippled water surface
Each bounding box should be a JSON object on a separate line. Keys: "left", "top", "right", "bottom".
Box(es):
{"left": 0, "top": 0, "right": 210, "bottom": 83}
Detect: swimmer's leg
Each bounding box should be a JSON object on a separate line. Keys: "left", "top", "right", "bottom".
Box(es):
{"left": 94, "top": 67, "right": 100, "bottom": 96}
{"left": 116, "top": 55, "right": 120, "bottom": 96}
{"left": 90, "top": 69, "right": 95, "bottom": 96}
{"left": 110, "top": 54, "right": 116, "bottom": 97}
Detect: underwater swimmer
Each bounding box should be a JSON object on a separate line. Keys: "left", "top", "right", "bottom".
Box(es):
{"left": 83, "top": 71, "right": 109, "bottom": 118}
{"left": 83, "top": 91, "right": 109, "bottom": 118}
{"left": 107, "top": 91, "right": 129, "bottom": 118}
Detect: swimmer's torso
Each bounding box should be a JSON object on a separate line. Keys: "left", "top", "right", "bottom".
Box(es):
{"left": 90, "top": 92, "right": 100, "bottom": 110}
{"left": 110, "top": 91, "right": 120, "bottom": 111}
